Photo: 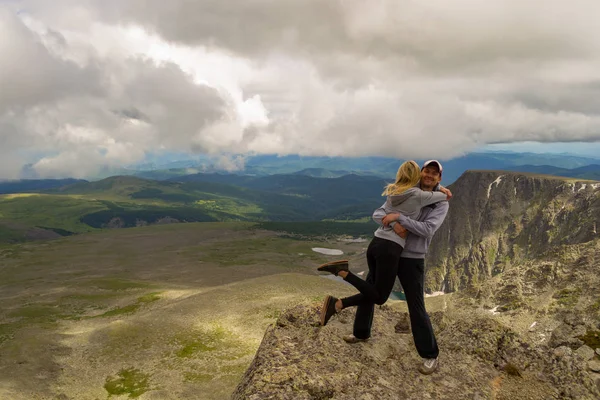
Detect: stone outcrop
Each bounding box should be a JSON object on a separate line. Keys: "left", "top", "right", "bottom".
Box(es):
{"left": 232, "top": 303, "right": 600, "bottom": 399}
{"left": 426, "top": 171, "right": 600, "bottom": 293}
{"left": 234, "top": 171, "right": 600, "bottom": 400}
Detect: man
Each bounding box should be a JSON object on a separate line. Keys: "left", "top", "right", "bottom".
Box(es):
{"left": 351, "top": 159, "right": 449, "bottom": 375}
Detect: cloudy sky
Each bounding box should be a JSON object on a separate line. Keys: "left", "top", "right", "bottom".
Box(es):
{"left": 2, "top": 0, "right": 600, "bottom": 178}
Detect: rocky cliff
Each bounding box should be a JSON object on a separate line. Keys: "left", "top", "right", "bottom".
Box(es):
{"left": 232, "top": 302, "right": 600, "bottom": 399}
{"left": 233, "top": 171, "right": 600, "bottom": 399}
{"left": 426, "top": 171, "right": 600, "bottom": 293}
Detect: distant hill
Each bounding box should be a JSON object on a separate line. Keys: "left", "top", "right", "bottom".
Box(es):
{"left": 130, "top": 152, "right": 600, "bottom": 184}
{"left": 291, "top": 168, "right": 355, "bottom": 178}
{"left": 3, "top": 165, "right": 600, "bottom": 245}
{"left": 0, "top": 179, "right": 86, "bottom": 194}
{"left": 168, "top": 172, "right": 388, "bottom": 219}
{"left": 504, "top": 164, "right": 600, "bottom": 181}
{"left": 0, "top": 174, "right": 390, "bottom": 243}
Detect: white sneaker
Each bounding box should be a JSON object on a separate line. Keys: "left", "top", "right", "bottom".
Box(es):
{"left": 419, "top": 358, "right": 439, "bottom": 375}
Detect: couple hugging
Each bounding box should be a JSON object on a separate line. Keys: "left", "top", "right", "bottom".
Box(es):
{"left": 317, "top": 159, "right": 450, "bottom": 375}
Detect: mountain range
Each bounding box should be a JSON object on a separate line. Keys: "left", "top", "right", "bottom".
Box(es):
{"left": 132, "top": 151, "right": 600, "bottom": 184}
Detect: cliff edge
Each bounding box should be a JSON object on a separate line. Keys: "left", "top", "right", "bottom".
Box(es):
{"left": 232, "top": 302, "right": 599, "bottom": 399}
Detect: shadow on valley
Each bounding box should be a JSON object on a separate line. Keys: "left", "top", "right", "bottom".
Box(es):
{"left": 0, "top": 222, "right": 365, "bottom": 399}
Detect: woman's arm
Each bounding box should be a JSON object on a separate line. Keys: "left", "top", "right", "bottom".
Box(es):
{"left": 372, "top": 202, "right": 388, "bottom": 225}
{"left": 417, "top": 190, "right": 448, "bottom": 207}
{"left": 389, "top": 187, "right": 450, "bottom": 209}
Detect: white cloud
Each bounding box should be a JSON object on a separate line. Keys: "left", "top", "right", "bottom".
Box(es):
{"left": 2, "top": 1, "right": 600, "bottom": 178}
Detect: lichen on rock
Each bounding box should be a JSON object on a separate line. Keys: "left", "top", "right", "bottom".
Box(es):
{"left": 232, "top": 302, "right": 600, "bottom": 399}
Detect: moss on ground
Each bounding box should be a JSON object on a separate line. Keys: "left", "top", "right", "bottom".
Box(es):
{"left": 498, "top": 299, "right": 523, "bottom": 312}
{"left": 86, "top": 278, "right": 154, "bottom": 291}
{"left": 170, "top": 323, "right": 255, "bottom": 363}
{"left": 579, "top": 330, "right": 600, "bottom": 349}
{"left": 183, "top": 371, "right": 213, "bottom": 383}
{"left": 175, "top": 326, "right": 226, "bottom": 358}
{"left": 553, "top": 287, "right": 581, "bottom": 307}
{"left": 91, "top": 292, "right": 162, "bottom": 318}
{"left": 8, "top": 304, "right": 67, "bottom": 322}
{"left": 61, "top": 293, "right": 121, "bottom": 301}
{"left": 104, "top": 367, "right": 151, "bottom": 398}
{"left": 194, "top": 236, "right": 327, "bottom": 266}
{"left": 137, "top": 292, "right": 162, "bottom": 303}
{"left": 98, "top": 304, "right": 141, "bottom": 318}
{"left": 0, "top": 323, "right": 17, "bottom": 346}
{"left": 587, "top": 298, "right": 600, "bottom": 313}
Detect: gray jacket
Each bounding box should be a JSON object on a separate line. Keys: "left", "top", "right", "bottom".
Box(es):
{"left": 372, "top": 187, "right": 447, "bottom": 248}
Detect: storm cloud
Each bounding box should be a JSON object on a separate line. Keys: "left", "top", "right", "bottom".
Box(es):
{"left": 2, "top": 1, "right": 600, "bottom": 177}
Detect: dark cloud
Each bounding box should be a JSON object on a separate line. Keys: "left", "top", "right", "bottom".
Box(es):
{"left": 1, "top": 1, "right": 600, "bottom": 178}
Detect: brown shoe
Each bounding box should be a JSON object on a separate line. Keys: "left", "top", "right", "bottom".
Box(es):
{"left": 342, "top": 334, "right": 369, "bottom": 344}
{"left": 320, "top": 295, "right": 339, "bottom": 326}
{"left": 317, "top": 260, "right": 349, "bottom": 276}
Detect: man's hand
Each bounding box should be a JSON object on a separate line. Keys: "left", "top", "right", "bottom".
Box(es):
{"left": 382, "top": 213, "right": 401, "bottom": 227}
{"left": 440, "top": 186, "right": 453, "bottom": 200}
{"left": 393, "top": 223, "right": 408, "bottom": 239}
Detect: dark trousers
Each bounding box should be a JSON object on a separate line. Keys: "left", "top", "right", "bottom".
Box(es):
{"left": 346, "top": 254, "right": 439, "bottom": 359}
{"left": 341, "top": 237, "right": 403, "bottom": 308}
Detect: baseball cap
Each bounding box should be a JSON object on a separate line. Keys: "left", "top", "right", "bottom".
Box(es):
{"left": 422, "top": 160, "right": 443, "bottom": 175}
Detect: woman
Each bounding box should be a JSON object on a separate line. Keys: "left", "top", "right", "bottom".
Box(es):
{"left": 318, "top": 160, "right": 450, "bottom": 327}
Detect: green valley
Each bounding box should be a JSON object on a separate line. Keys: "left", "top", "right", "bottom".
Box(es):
{"left": 0, "top": 174, "right": 386, "bottom": 244}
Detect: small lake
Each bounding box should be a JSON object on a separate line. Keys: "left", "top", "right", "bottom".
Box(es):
{"left": 312, "top": 247, "right": 344, "bottom": 256}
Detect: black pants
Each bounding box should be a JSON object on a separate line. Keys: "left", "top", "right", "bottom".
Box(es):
{"left": 344, "top": 248, "right": 439, "bottom": 359}
{"left": 341, "top": 236, "right": 403, "bottom": 308}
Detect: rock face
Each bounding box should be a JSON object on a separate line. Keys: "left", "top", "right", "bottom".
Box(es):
{"left": 234, "top": 171, "right": 600, "bottom": 400}
{"left": 232, "top": 304, "right": 599, "bottom": 400}
{"left": 426, "top": 171, "right": 600, "bottom": 293}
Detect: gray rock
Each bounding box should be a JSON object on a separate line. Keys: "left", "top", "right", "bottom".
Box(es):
{"left": 394, "top": 312, "right": 410, "bottom": 333}
{"left": 553, "top": 346, "right": 573, "bottom": 358}
{"left": 563, "top": 313, "right": 580, "bottom": 327}
{"left": 575, "top": 345, "right": 596, "bottom": 361}
{"left": 233, "top": 304, "right": 600, "bottom": 400}
{"left": 589, "top": 360, "right": 600, "bottom": 373}
{"left": 549, "top": 323, "right": 584, "bottom": 349}
{"left": 596, "top": 348, "right": 600, "bottom": 357}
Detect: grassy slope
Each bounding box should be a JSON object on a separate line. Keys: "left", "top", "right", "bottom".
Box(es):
{"left": 0, "top": 222, "right": 370, "bottom": 399}
{"left": 0, "top": 194, "right": 106, "bottom": 234}
{"left": 0, "top": 175, "right": 384, "bottom": 244}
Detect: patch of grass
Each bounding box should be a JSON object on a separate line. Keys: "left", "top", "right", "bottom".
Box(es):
{"left": 183, "top": 371, "right": 213, "bottom": 383}
{"left": 176, "top": 337, "right": 219, "bottom": 358}
{"left": 497, "top": 299, "right": 523, "bottom": 312}
{"left": 0, "top": 194, "right": 103, "bottom": 235}
{"left": 87, "top": 278, "right": 154, "bottom": 291}
{"left": 99, "top": 304, "right": 141, "bottom": 318}
{"left": 587, "top": 298, "right": 600, "bottom": 313}
{"left": 195, "top": 235, "right": 326, "bottom": 266}
{"left": 104, "top": 368, "right": 151, "bottom": 398}
{"left": 61, "top": 293, "right": 121, "bottom": 302}
{"left": 578, "top": 330, "right": 600, "bottom": 349}
{"left": 264, "top": 308, "right": 282, "bottom": 319}
{"left": 553, "top": 287, "right": 581, "bottom": 307}
{"left": 255, "top": 221, "right": 375, "bottom": 237}
{"left": 8, "top": 305, "right": 65, "bottom": 321}
{"left": 219, "top": 364, "right": 249, "bottom": 374}
{"left": 0, "top": 323, "right": 17, "bottom": 346}
{"left": 174, "top": 325, "right": 227, "bottom": 358}
{"left": 0, "top": 225, "right": 25, "bottom": 243}
{"left": 91, "top": 292, "right": 162, "bottom": 319}
{"left": 137, "top": 292, "right": 162, "bottom": 303}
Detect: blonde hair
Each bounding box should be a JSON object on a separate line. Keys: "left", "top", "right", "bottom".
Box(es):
{"left": 382, "top": 160, "right": 421, "bottom": 196}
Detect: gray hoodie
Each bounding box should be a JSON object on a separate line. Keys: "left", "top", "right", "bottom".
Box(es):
{"left": 372, "top": 187, "right": 447, "bottom": 248}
